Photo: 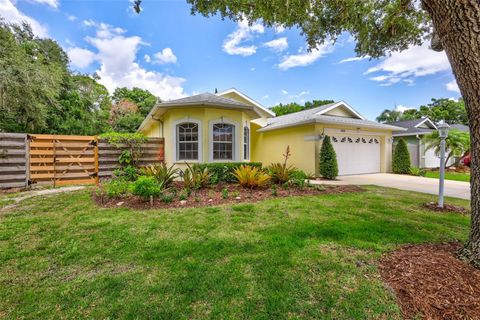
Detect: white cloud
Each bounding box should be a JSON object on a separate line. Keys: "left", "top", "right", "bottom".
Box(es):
{"left": 278, "top": 43, "right": 333, "bottom": 70}
{"left": 339, "top": 56, "right": 369, "bottom": 64}
{"left": 144, "top": 54, "right": 151, "bottom": 63}
{"left": 69, "top": 21, "right": 185, "bottom": 100}
{"left": 395, "top": 105, "right": 414, "bottom": 112}
{"left": 365, "top": 43, "right": 450, "bottom": 86}
{"left": 222, "top": 18, "right": 264, "bottom": 56}
{"left": 67, "top": 47, "right": 96, "bottom": 69}
{"left": 274, "top": 24, "right": 285, "bottom": 34}
{"left": 0, "top": 0, "right": 48, "bottom": 37}
{"left": 67, "top": 15, "right": 77, "bottom": 21}
{"left": 264, "top": 37, "right": 288, "bottom": 53}
{"left": 30, "top": 0, "right": 58, "bottom": 8}
{"left": 446, "top": 80, "right": 460, "bottom": 93}
{"left": 153, "top": 48, "right": 177, "bottom": 64}
{"left": 281, "top": 89, "right": 288, "bottom": 95}
{"left": 262, "top": 94, "right": 269, "bottom": 100}
{"left": 82, "top": 19, "right": 96, "bottom": 27}
{"left": 291, "top": 90, "right": 309, "bottom": 98}
{"left": 250, "top": 67, "right": 255, "bottom": 71}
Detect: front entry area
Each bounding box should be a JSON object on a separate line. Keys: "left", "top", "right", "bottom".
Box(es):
{"left": 331, "top": 134, "right": 381, "bottom": 175}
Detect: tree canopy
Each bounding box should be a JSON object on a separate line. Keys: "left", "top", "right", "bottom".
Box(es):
{"left": 376, "top": 99, "right": 468, "bottom": 125}
{"left": 0, "top": 20, "right": 159, "bottom": 135}
{"left": 271, "top": 99, "right": 334, "bottom": 116}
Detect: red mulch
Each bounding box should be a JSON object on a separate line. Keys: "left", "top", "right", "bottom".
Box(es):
{"left": 423, "top": 202, "right": 469, "bottom": 214}
{"left": 93, "top": 183, "right": 363, "bottom": 210}
{"left": 379, "top": 242, "right": 480, "bottom": 320}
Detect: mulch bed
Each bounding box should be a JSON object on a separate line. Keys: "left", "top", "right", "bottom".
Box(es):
{"left": 379, "top": 242, "right": 480, "bottom": 320}
{"left": 423, "top": 202, "right": 469, "bottom": 214}
{"left": 93, "top": 183, "right": 364, "bottom": 210}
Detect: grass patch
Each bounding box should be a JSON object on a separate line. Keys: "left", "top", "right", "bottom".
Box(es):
{"left": 425, "top": 170, "right": 470, "bottom": 182}
{"left": 0, "top": 186, "right": 470, "bottom": 319}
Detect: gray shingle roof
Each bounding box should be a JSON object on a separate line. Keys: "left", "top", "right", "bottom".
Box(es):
{"left": 387, "top": 118, "right": 436, "bottom": 136}
{"left": 450, "top": 124, "right": 469, "bottom": 133}
{"left": 258, "top": 102, "right": 404, "bottom": 132}
{"left": 159, "top": 92, "right": 252, "bottom": 108}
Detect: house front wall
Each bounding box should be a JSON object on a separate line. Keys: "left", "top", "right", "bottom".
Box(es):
{"left": 250, "top": 123, "right": 318, "bottom": 174}
{"left": 141, "top": 107, "right": 252, "bottom": 170}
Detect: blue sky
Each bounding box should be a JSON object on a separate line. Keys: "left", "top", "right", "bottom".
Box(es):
{"left": 2, "top": 0, "right": 461, "bottom": 120}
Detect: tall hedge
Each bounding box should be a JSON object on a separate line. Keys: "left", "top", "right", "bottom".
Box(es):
{"left": 392, "top": 138, "right": 411, "bottom": 174}
{"left": 319, "top": 135, "right": 338, "bottom": 179}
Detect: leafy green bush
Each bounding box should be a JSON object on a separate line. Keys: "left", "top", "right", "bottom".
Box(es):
{"left": 195, "top": 162, "right": 262, "bottom": 183}
{"left": 114, "top": 165, "right": 139, "bottom": 181}
{"left": 232, "top": 165, "right": 271, "bottom": 188}
{"left": 409, "top": 166, "right": 426, "bottom": 177}
{"left": 161, "top": 193, "right": 174, "bottom": 203}
{"left": 131, "top": 176, "right": 161, "bottom": 199}
{"left": 319, "top": 135, "right": 338, "bottom": 180}
{"left": 392, "top": 138, "right": 411, "bottom": 174}
{"left": 221, "top": 188, "right": 229, "bottom": 199}
{"left": 101, "top": 179, "right": 132, "bottom": 198}
{"left": 142, "top": 163, "right": 179, "bottom": 188}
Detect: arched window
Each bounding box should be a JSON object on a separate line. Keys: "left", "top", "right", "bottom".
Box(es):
{"left": 243, "top": 126, "right": 250, "bottom": 160}
{"left": 212, "top": 123, "right": 234, "bottom": 160}
{"left": 176, "top": 122, "right": 199, "bottom": 160}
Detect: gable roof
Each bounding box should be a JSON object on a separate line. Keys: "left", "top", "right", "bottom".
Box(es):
{"left": 257, "top": 101, "right": 404, "bottom": 132}
{"left": 387, "top": 118, "right": 437, "bottom": 136}
{"left": 216, "top": 88, "right": 275, "bottom": 117}
{"left": 138, "top": 92, "right": 261, "bottom": 132}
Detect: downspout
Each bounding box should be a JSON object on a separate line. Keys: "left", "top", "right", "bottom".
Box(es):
{"left": 416, "top": 135, "right": 422, "bottom": 168}
{"left": 152, "top": 116, "right": 164, "bottom": 138}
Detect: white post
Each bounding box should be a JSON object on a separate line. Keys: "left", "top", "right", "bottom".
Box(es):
{"left": 438, "top": 135, "right": 446, "bottom": 208}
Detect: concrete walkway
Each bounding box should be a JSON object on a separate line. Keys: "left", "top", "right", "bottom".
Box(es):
{"left": 311, "top": 173, "right": 470, "bottom": 200}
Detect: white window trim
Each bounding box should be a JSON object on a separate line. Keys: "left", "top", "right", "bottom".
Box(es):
{"left": 243, "top": 123, "right": 250, "bottom": 161}
{"left": 209, "top": 118, "right": 240, "bottom": 162}
{"left": 172, "top": 117, "right": 202, "bottom": 163}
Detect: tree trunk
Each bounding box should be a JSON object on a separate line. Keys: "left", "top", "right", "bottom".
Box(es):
{"left": 422, "top": 0, "right": 480, "bottom": 267}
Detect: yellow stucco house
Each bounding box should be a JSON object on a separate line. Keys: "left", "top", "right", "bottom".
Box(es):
{"left": 138, "top": 88, "right": 404, "bottom": 176}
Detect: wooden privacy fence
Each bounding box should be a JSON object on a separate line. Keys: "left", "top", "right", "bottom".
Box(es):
{"left": 0, "top": 133, "right": 28, "bottom": 189}
{"left": 0, "top": 133, "right": 164, "bottom": 189}
{"left": 98, "top": 137, "right": 165, "bottom": 179}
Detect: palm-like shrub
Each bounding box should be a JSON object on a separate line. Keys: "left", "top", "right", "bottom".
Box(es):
{"left": 319, "top": 135, "right": 338, "bottom": 179}
{"left": 181, "top": 163, "right": 211, "bottom": 190}
{"left": 233, "top": 165, "right": 271, "bottom": 188}
{"left": 422, "top": 129, "right": 470, "bottom": 167}
{"left": 142, "top": 163, "right": 179, "bottom": 188}
{"left": 392, "top": 138, "right": 411, "bottom": 174}
{"left": 267, "top": 146, "right": 296, "bottom": 184}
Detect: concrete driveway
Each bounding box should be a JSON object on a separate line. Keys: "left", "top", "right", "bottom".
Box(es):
{"left": 313, "top": 173, "right": 470, "bottom": 200}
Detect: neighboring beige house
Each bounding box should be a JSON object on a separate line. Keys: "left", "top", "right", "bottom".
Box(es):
{"left": 138, "top": 88, "right": 404, "bottom": 176}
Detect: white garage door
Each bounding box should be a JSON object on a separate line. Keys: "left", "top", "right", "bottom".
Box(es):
{"left": 331, "top": 135, "right": 381, "bottom": 175}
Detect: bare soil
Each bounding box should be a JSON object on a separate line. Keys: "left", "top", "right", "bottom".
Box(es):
{"left": 423, "top": 202, "right": 469, "bottom": 214}
{"left": 379, "top": 242, "right": 480, "bottom": 320}
{"left": 93, "top": 183, "right": 364, "bottom": 210}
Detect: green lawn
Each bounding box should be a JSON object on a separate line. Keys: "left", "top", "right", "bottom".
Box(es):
{"left": 424, "top": 170, "right": 471, "bottom": 182}
{"left": 0, "top": 187, "right": 470, "bottom": 319}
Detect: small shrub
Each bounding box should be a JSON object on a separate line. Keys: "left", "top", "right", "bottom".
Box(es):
{"left": 319, "top": 136, "right": 338, "bottom": 180}
{"left": 178, "top": 190, "right": 189, "bottom": 201}
{"left": 132, "top": 176, "right": 161, "bottom": 199}
{"left": 232, "top": 191, "right": 240, "bottom": 198}
{"left": 221, "top": 188, "right": 229, "bottom": 199}
{"left": 101, "top": 179, "right": 131, "bottom": 198}
{"left": 114, "top": 165, "right": 139, "bottom": 181}
{"left": 409, "top": 166, "right": 426, "bottom": 177}
{"left": 290, "top": 170, "right": 310, "bottom": 188}
{"left": 233, "top": 165, "right": 271, "bottom": 188}
{"left": 142, "top": 163, "right": 179, "bottom": 188}
{"left": 393, "top": 138, "right": 411, "bottom": 174}
{"left": 314, "top": 185, "right": 326, "bottom": 191}
{"left": 161, "top": 192, "right": 174, "bottom": 203}
{"left": 268, "top": 146, "right": 296, "bottom": 184}
{"left": 271, "top": 184, "right": 278, "bottom": 196}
